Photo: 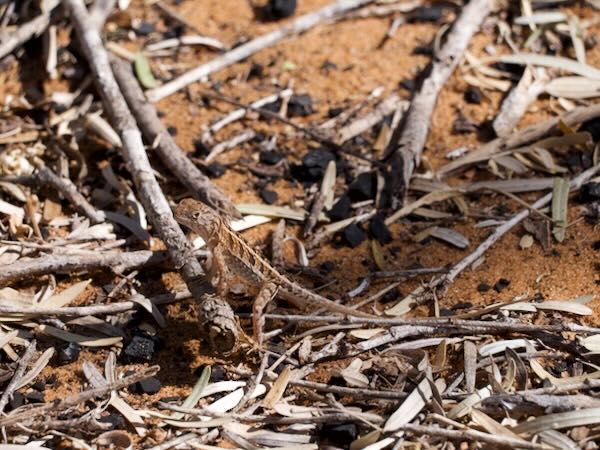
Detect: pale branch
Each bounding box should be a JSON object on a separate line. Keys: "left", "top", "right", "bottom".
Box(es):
{"left": 399, "top": 423, "right": 545, "bottom": 450}
{"left": 336, "top": 94, "right": 408, "bottom": 144}
{"left": 88, "top": 0, "right": 116, "bottom": 30}
{"left": 290, "top": 379, "right": 408, "bottom": 400}
{"left": 383, "top": 0, "right": 492, "bottom": 205}
{"left": 0, "top": 340, "right": 37, "bottom": 414}
{"left": 65, "top": 1, "right": 213, "bottom": 310}
{"left": 0, "top": 250, "right": 166, "bottom": 286}
{"left": 248, "top": 314, "right": 600, "bottom": 334}
{"left": 34, "top": 164, "right": 106, "bottom": 224}
{"left": 492, "top": 67, "right": 549, "bottom": 138}
{"left": 109, "top": 55, "right": 241, "bottom": 219}
{"left": 146, "top": 430, "right": 219, "bottom": 450}
{"left": 146, "top": 0, "right": 376, "bottom": 102}
{"left": 0, "top": 2, "right": 60, "bottom": 60}
{"left": 202, "top": 89, "right": 293, "bottom": 143}
{"left": 439, "top": 102, "right": 600, "bottom": 177}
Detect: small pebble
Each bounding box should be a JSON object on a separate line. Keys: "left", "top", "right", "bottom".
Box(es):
{"left": 260, "top": 189, "right": 278, "bottom": 204}
{"left": 348, "top": 172, "right": 375, "bottom": 201}
{"left": 259, "top": 150, "right": 283, "bottom": 165}
{"left": 288, "top": 94, "right": 313, "bottom": 117}
{"left": 320, "top": 261, "right": 335, "bottom": 273}
{"left": 477, "top": 283, "right": 491, "bottom": 293}
{"left": 321, "top": 423, "right": 358, "bottom": 446}
{"left": 382, "top": 287, "right": 400, "bottom": 302}
{"left": 494, "top": 278, "right": 511, "bottom": 293}
{"left": 99, "top": 413, "right": 126, "bottom": 428}
{"left": 451, "top": 302, "right": 473, "bottom": 310}
{"left": 135, "top": 22, "right": 155, "bottom": 36}
{"left": 9, "top": 393, "right": 24, "bottom": 411}
{"left": 57, "top": 342, "right": 81, "bottom": 364}
{"left": 123, "top": 335, "right": 156, "bottom": 362}
{"left": 369, "top": 215, "right": 392, "bottom": 244}
{"left": 32, "top": 380, "right": 46, "bottom": 392}
{"left": 341, "top": 223, "right": 366, "bottom": 248}
{"left": 582, "top": 117, "right": 600, "bottom": 142}
{"left": 579, "top": 182, "right": 600, "bottom": 203}
{"left": 439, "top": 308, "right": 453, "bottom": 317}
{"left": 25, "top": 390, "right": 44, "bottom": 403}
{"left": 193, "top": 139, "right": 210, "bottom": 156}
{"left": 399, "top": 79, "right": 415, "bottom": 91}
{"left": 321, "top": 60, "right": 337, "bottom": 71}
{"left": 248, "top": 62, "right": 264, "bottom": 79}
{"left": 263, "top": 0, "right": 297, "bottom": 19}
{"left": 327, "top": 106, "right": 343, "bottom": 118}
{"left": 328, "top": 195, "right": 352, "bottom": 221}
{"left": 566, "top": 151, "right": 583, "bottom": 171}
{"left": 206, "top": 162, "right": 226, "bottom": 178}
{"left": 464, "top": 86, "right": 482, "bottom": 104}
{"left": 408, "top": 5, "right": 448, "bottom": 22}
{"left": 135, "top": 377, "right": 162, "bottom": 395}
{"left": 292, "top": 150, "right": 335, "bottom": 183}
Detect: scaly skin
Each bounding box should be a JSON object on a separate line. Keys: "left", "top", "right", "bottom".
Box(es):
{"left": 174, "top": 198, "right": 374, "bottom": 318}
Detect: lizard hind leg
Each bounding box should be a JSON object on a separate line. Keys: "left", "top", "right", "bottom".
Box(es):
{"left": 253, "top": 282, "right": 278, "bottom": 348}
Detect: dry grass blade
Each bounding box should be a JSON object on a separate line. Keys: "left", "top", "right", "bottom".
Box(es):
{"left": 512, "top": 407, "right": 600, "bottom": 434}
{"left": 551, "top": 177, "right": 569, "bottom": 242}
{"left": 384, "top": 377, "right": 444, "bottom": 432}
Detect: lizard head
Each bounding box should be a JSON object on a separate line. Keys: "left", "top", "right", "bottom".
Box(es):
{"left": 174, "top": 198, "right": 223, "bottom": 241}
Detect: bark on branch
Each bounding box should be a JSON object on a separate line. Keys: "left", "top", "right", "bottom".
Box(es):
{"left": 110, "top": 55, "right": 240, "bottom": 219}
{"left": 383, "top": 0, "right": 492, "bottom": 206}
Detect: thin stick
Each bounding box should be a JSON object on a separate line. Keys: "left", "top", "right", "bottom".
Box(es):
{"left": 492, "top": 67, "right": 549, "bottom": 138}
{"left": 146, "top": 429, "right": 219, "bottom": 450}
{"left": 0, "top": 366, "right": 159, "bottom": 428}
{"left": 88, "top": 0, "right": 116, "bottom": 31}
{"left": 202, "top": 89, "right": 293, "bottom": 143}
{"left": 439, "top": 102, "right": 600, "bottom": 177}
{"left": 65, "top": 3, "right": 222, "bottom": 334}
{"left": 146, "top": 0, "right": 375, "bottom": 102}
{"left": 110, "top": 55, "right": 240, "bottom": 219}
{"left": 0, "top": 250, "right": 167, "bottom": 285}
{"left": 245, "top": 313, "right": 600, "bottom": 334}
{"left": 34, "top": 164, "right": 106, "bottom": 224}
{"left": 336, "top": 94, "right": 407, "bottom": 144}
{"left": 400, "top": 423, "right": 545, "bottom": 450}
{"left": 290, "top": 379, "right": 408, "bottom": 400}
{"left": 0, "top": 340, "right": 36, "bottom": 414}
{"left": 0, "top": 2, "right": 60, "bottom": 60}
{"left": 396, "top": 161, "right": 600, "bottom": 310}
{"left": 203, "top": 89, "right": 378, "bottom": 164}
{"left": 384, "top": 0, "right": 492, "bottom": 204}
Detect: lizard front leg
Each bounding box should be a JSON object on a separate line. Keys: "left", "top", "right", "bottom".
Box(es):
{"left": 253, "top": 282, "right": 278, "bottom": 348}
{"left": 208, "top": 244, "right": 232, "bottom": 296}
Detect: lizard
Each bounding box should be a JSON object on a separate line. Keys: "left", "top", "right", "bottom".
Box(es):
{"left": 174, "top": 198, "right": 375, "bottom": 321}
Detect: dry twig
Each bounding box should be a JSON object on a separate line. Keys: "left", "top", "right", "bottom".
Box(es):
{"left": 110, "top": 55, "right": 240, "bottom": 219}
{"left": 146, "top": 0, "right": 376, "bottom": 102}
{"left": 383, "top": 0, "right": 492, "bottom": 205}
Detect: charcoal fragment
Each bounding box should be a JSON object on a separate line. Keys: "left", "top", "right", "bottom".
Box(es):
{"left": 328, "top": 195, "right": 352, "bottom": 221}
{"left": 57, "top": 342, "right": 81, "bottom": 364}
{"left": 341, "top": 224, "right": 366, "bottom": 248}
{"left": 494, "top": 278, "right": 511, "bottom": 293}
{"left": 260, "top": 189, "right": 278, "bottom": 204}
